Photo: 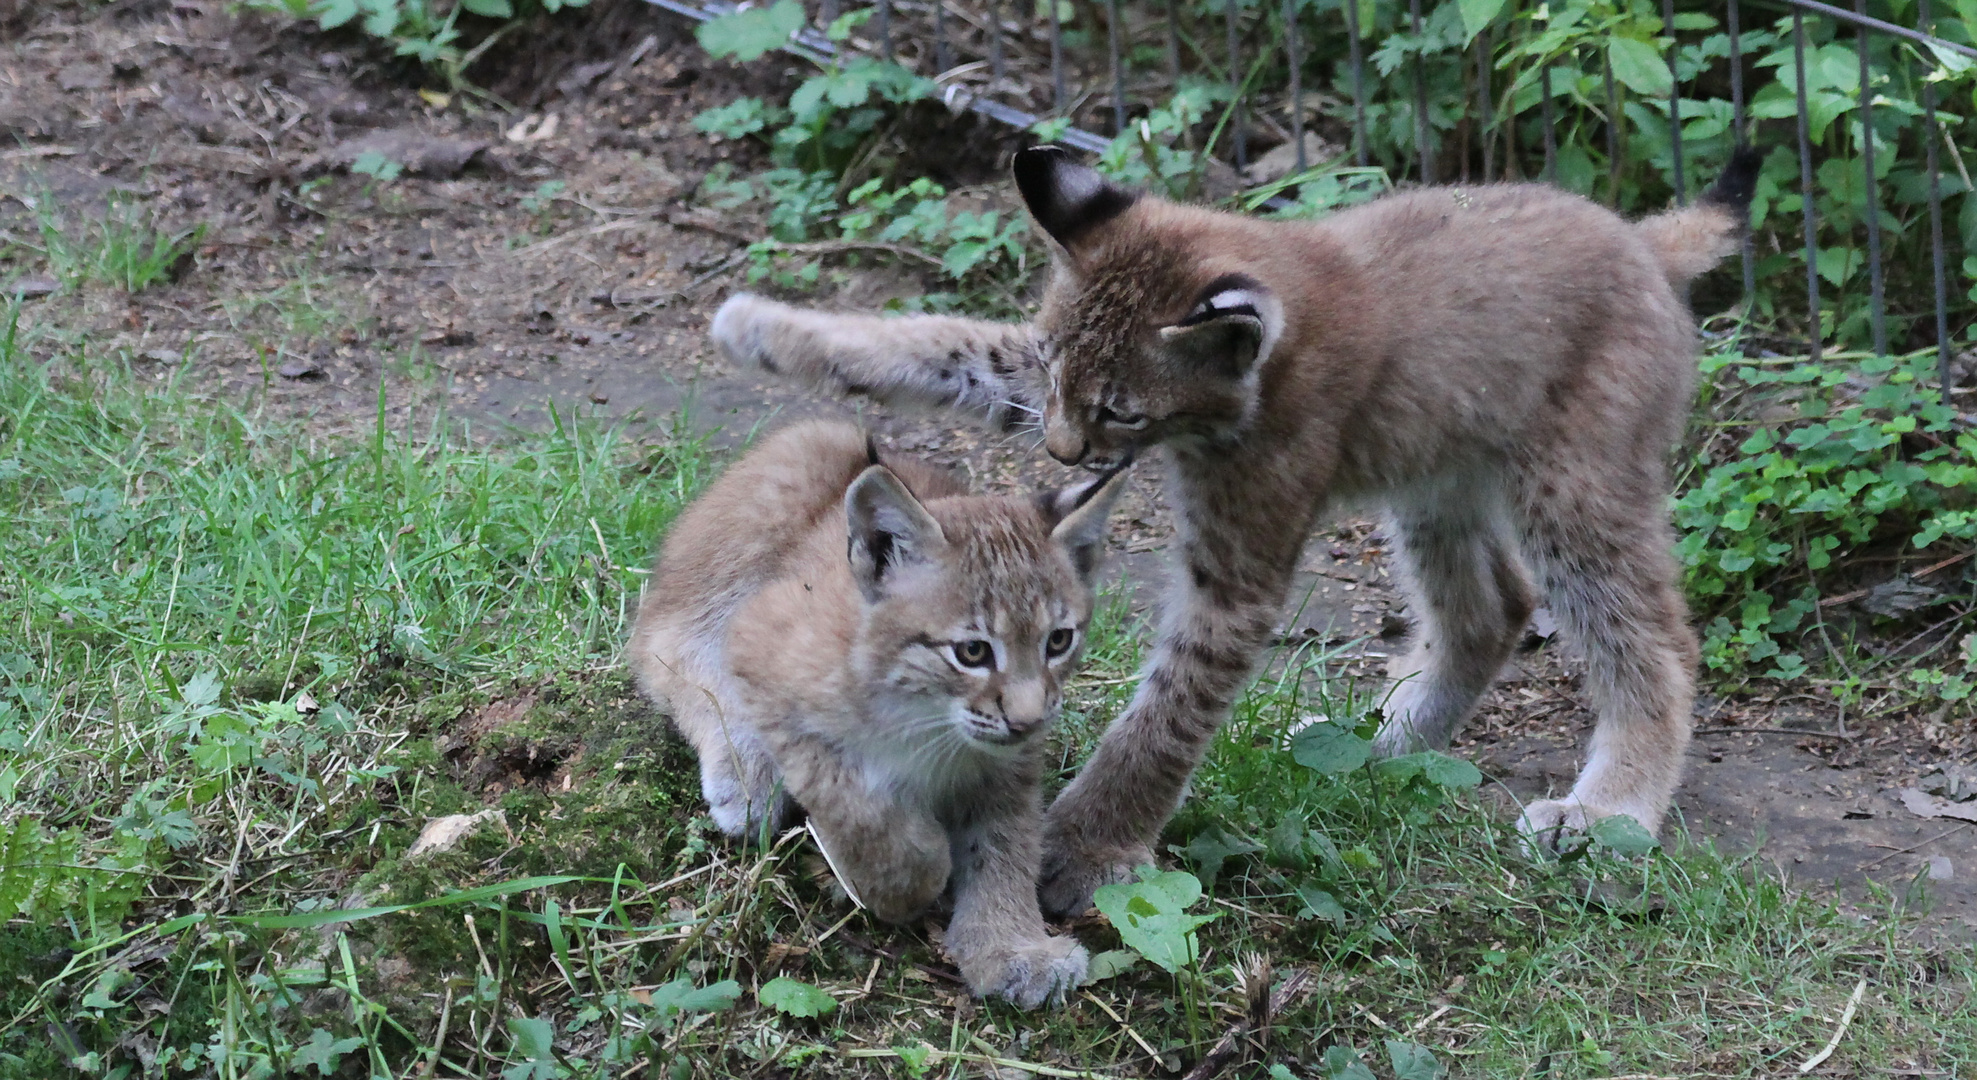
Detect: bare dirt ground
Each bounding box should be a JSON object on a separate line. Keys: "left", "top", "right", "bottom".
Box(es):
{"left": 5, "top": 0, "right": 1973, "bottom": 937}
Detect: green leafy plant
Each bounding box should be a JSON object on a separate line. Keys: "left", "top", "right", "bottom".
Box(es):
{"left": 695, "top": 0, "right": 805, "bottom": 63}
{"left": 1675, "top": 348, "right": 1976, "bottom": 685}
{"left": 1091, "top": 868, "right": 1218, "bottom": 974}
{"left": 757, "top": 976, "right": 838, "bottom": 1018}
{"left": 247, "top": 0, "right": 590, "bottom": 76}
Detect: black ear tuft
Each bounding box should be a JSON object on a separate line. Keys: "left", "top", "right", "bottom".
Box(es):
{"left": 1013, "top": 145, "right": 1139, "bottom": 248}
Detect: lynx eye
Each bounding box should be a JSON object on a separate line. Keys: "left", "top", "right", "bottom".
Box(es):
{"left": 1095, "top": 405, "right": 1148, "bottom": 430}
{"left": 951, "top": 640, "right": 995, "bottom": 669}
{"left": 1045, "top": 628, "right": 1076, "bottom": 657}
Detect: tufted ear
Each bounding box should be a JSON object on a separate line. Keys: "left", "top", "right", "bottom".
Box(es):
{"left": 1036, "top": 454, "right": 1134, "bottom": 580}
{"left": 1013, "top": 145, "right": 1139, "bottom": 248}
{"left": 1159, "top": 316, "right": 1265, "bottom": 381}
{"left": 1158, "top": 275, "right": 1280, "bottom": 380}
{"left": 845, "top": 466, "right": 945, "bottom": 602}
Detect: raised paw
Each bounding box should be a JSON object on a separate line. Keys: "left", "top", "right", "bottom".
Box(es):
{"left": 967, "top": 936, "right": 1089, "bottom": 1010}
{"left": 708, "top": 293, "right": 783, "bottom": 370}
{"left": 1038, "top": 840, "right": 1154, "bottom": 919}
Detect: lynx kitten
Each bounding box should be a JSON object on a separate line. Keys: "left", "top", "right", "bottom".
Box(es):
{"left": 627, "top": 420, "right": 1127, "bottom": 1007}
{"left": 711, "top": 144, "right": 1759, "bottom": 915}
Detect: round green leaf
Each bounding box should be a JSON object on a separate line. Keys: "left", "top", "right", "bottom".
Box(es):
{"left": 758, "top": 976, "right": 838, "bottom": 1018}
{"left": 1290, "top": 717, "right": 1371, "bottom": 775}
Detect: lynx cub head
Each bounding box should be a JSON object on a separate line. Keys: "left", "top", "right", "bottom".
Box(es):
{"left": 844, "top": 460, "right": 1127, "bottom": 748}
{"left": 1013, "top": 145, "right": 1286, "bottom": 467}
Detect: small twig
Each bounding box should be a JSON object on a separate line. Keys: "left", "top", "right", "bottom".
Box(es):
{"left": 1083, "top": 991, "right": 1162, "bottom": 1062}
{"left": 1694, "top": 727, "right": 1851, "bottom": 739}
{"left": 768, "top": 239, "right": 947, "bottom": 268}
{"left": 1858, "top": 822, "right": 1973, "bottom": 871}
{"left": 833, "top": 930, "right": 967, "bottom": 985}
{"left": 841, "top": 1047, "right": 1127, "bottom": 1079}
{"left": 1818, "top": 552, "right": 1973, "bottom": 608}
{"left": 1799, "top": 977, "right": 1868, "bottom": 1074}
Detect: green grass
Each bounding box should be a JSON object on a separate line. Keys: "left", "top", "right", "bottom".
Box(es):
{"left": 27, "top": 194, "right": 206, "bottom": 294}
{"left": 0, "top": 304, "right": 1971, "bottom": 1079}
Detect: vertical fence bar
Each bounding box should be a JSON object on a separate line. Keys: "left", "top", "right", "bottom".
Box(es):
{"left": 1345, "top": 0, "right": 1368, "bottom": 168}
{"left": 934, "top": 0, "right": 951, "bottom": 72}
{"left": 1920, "top": 0, "right": 1953, "bottom": 397}
{"left": 1287, "top": 0, "right": 1306, "bottom": 170}
{"left": 1794, "top": 8, "right": 1822, "bottom": 362}
{"left": 1661, "top": 0, "right": 1685, "bottom": 203}
{"left": 1409, "top": 0, "right": 1430, "bottom": 181}
{"left": 1049, "top": 0, "right": 1066, "bottom": 114}
{"left": 1165, "top": 0, "right": 1181, "bottom": 91}
{"left": 1105, "top": 0, "right": 1126, "bottom": 132}
{"left": 1729, "top": 0, "right": 1755, "bottom": 303}
{"left": 1226, "top": 0, "right": 1246, "bottom": 169}
{"left": 877, "top": 0, "right": 894, "bottom": 62}
{"left": 1603, "top": 52, "right": 1620, "bottom": 204}
{"left": 1856, "top": 0, "right": 1887, "bottom": 355}
{"left": 821, "top": 0, "right": 839, "bottom": 31}
{"left": 1540, "top": 61, "right": 1556, "bottom": 182}
{"left": 1478, "top": 30, "right": 1494, "bottom": 181}
{"left": 989, "top": 0, "right": 1005, "bottom": 83}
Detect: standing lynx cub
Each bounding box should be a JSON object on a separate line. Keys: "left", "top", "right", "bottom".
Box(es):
{"left": 712, "top": 145, "right": 1759, "bottom": 916}
{"left": 627, "top": 420, "right": 1126, "bottom": 1007}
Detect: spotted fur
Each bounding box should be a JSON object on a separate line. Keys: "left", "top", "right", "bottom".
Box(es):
{"left": 716, "top": 147, "right": 1755, "bottom": 914}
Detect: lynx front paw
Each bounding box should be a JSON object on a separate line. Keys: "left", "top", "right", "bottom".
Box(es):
{"left": 1516, "top": 797, "right": 1658, "bottom": 855}
{"left": 966, "top": 937, "right": 1089, "bottom": 1010}
{"left": 1038, "top": 839, "right": 1154, "bottom": 919}
{"left": 709, "top": 293, "right": 783, "bottom": 370}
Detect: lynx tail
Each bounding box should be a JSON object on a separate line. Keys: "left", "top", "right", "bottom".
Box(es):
{"left": 1637, "top": 145, "right": 1762, "bottom": 289}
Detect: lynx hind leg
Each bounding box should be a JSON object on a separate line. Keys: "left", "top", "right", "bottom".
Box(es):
{"left": 1514, "top": 459, "right": 1698, "bottom": 846}
{"left": 710, "top": 293, "right": 1044, "bottom": 431}
{"left": 1371, "top": 479, "right": 1533, "bottom": 757}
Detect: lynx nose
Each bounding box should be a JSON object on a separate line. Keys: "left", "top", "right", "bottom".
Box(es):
{"left": 1044, "top": 429, "right": 1088, "bottom": 466}
{"left": 1001, "top": 683, "right": 1052, "bottom": 739}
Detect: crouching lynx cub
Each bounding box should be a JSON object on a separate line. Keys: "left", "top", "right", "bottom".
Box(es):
{"left": 627, "top": 420, "right": 1127, "bottom": 1007}
{"left": 712, "top": 145, "right": 1759, "bottom": 916}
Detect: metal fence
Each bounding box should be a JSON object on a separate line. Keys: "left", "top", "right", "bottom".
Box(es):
{"left": 647, "top": 0, "right": 1977, "bottom": 398}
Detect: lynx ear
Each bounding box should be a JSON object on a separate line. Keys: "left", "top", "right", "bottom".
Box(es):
{"left": 1158, "top": 276, "right": 1282, "bottom": 380}
{"left": 846, "top": 466, "right": 945, "bottom": 601}
{"left": 1013, "top": 145, "right": 1139, "bottom": 248}
{"left": 1038, "top": 454, "right": 1134, "bottom": 580}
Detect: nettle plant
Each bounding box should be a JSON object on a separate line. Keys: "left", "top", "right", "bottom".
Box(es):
{"left": 1676, "top": 347, "right": 1977, "bottom": 694}
{"left": 693, "top": 2, "right": 1030, "bottom": 301}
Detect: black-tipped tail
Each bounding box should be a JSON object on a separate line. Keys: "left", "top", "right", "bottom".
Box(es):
{"left": 1700, "top": 145, "right": 1762, "bottom": 216}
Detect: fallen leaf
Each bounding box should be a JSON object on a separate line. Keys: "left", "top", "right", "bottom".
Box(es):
{"left": 7, "top": 277, "right": 57, "bottom": 299}
{"left": 1897, "top": 788, "right": 1977, "bottom": 823}
{"left": 1863, "top": 577, "right": 1940, "bottom": 618}
{"left": 407, "top": 809, "right": 505, "bottom": 857}
{"left": 332, "top": 128, "right": 488, "bottom": 178}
